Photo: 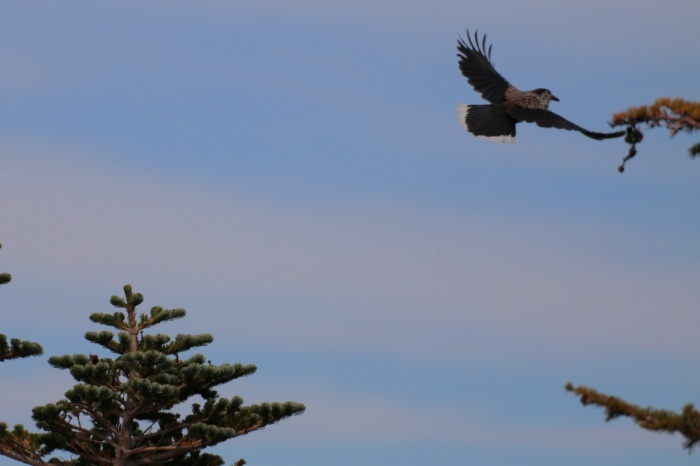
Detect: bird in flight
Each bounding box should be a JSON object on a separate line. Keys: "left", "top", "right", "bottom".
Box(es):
{"left": 456, "top": 30, "right": 625, "bottom": 142}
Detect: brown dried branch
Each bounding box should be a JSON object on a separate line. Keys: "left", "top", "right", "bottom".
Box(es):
{"left": 566, "top": 382, "right": 700, "bottom": 451}
{"left": 610, "top": 98, "right": 700, "bottom": 171}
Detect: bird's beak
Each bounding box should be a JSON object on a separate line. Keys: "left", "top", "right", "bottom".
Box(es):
{"left": 551, "top": 95, "right": 560, "bottom": 102}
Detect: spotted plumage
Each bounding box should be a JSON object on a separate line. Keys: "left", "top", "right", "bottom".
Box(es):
{"left": 456, "top": 30, "right": 625, "bottom": 142}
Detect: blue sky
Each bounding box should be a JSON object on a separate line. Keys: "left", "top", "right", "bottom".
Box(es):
{"left": 1, "top": 1, "right": 699, "bottom": 465}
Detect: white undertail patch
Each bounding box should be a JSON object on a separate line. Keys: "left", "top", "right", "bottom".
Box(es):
{"left": 455, "top": 103, "right": 516, "bottom": 144}
{"left": 455, "top": 103, "right": 471, "bottom": 133}
{"left": 477, "top": 134, "right": 516, "bottom": 143}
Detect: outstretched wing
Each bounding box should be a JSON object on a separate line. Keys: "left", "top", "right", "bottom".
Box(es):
{"left": 457, "top": 30, "right": 511, "bottom": 104}
{"left": 508, "top": 108, "right": 625, "bottom": 140}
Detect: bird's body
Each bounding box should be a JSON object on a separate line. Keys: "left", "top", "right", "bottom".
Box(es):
{"left": 504, "top": 87, "right": 556, "bottom": 109}
{"left": 456, "top": 30, "right": 624, "bottom": 142}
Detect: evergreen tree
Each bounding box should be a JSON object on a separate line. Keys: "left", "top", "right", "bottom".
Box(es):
{"left": 0, "top": 284, "right": 305, "bottom": 465}
{"left": 566, "top": 382, "right": 700, "bottom": 451}
{"left": 0, "top": 243, "right": 43, "bottom": 362}
{"left": 610, "top": 98, "right": 700, "bottom": 172}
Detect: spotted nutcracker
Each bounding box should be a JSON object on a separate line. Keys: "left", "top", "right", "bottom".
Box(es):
{"left": 456, "top": 30, "right": 625, "bottom": 142}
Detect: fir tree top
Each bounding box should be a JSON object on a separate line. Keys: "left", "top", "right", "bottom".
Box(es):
{"left": 0, "top": 285, "right": 305, "bottom": 465}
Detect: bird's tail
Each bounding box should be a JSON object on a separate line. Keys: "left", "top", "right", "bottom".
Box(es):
{"left": 456, "top": 104, "right": 516, "bottom": 143}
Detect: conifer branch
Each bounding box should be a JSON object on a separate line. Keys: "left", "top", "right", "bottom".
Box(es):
{"left": 610, "top": 98, "right": 700, "bottom": 172}
{"left": 1, "top": 285, "right": 305, "bottom": 464}
{"left": 0, "top": 243, "right": 10, "bottom": 286}
{"left": 0, "top": 337, "right": 43, "bottom": 362}
{"left": 0, "top": 243, "right": 43, "bottom": 362}
{"left": 566, "top": 382, "right": 700, "bottom": 451}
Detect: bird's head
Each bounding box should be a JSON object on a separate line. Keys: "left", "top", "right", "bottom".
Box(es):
{"left": 533, "top": 88, "right": 559, "bottom": 108}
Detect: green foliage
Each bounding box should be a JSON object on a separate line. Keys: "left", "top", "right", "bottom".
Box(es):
{"left": 82, "top": 330, "right": 214, "bottom": 357}
{"left": 110, "top": 284, "right": 144, "bottom": 308}
{"left": 88, "top": 311, "right": 126, "bottom": 329}
{"left": 0, "top": 242, "right": 42, "bottom": 361}
{"left": 90, "top": 306, "right": 186, "bottom": 333}
{"left": 83, "top": 330, "right": 122, "bottom": 353}
{"left": 0, "top": 285, "right": 305, "bottom": 465}
{"left": 144, "top": 306, "right": 187, "bottom": 329}
{"left": 690, "top": 142, "right": 700, "bottom": 158}
{"left": 0, "top": 243, "right": 10, "bottom": 286}
{"left": 0, "top": 334, "right": 43, "bottom": 362}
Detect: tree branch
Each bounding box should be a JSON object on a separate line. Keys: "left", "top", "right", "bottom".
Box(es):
{"left": 566, "top": 382, "right": 700, "bottom": 450}
{"left": 0, "top": 448, "right": 49, "bottom": 466}
{"left": 610, "top": 98, "right": 700, "bottom": 172}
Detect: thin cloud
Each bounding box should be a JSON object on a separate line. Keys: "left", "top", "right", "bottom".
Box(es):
{"left": 1, "top": 136, "right": 697, "bottom": 364}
